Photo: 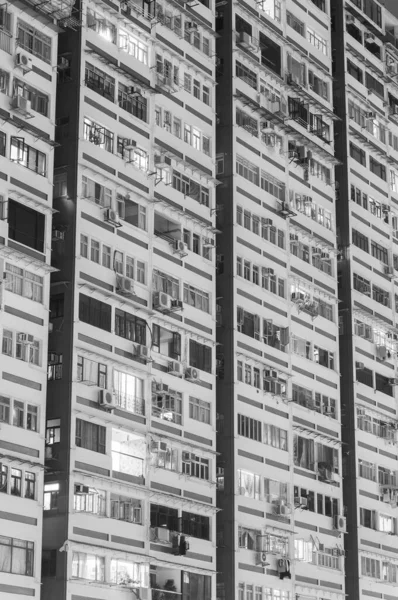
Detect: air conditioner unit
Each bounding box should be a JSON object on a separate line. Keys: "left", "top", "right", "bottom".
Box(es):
{"left": 202, "top": 238, "right": 215, "bottom": 248}
{"left": 185, "top": 367, "right": 199, "bottom": 382}
{"left": 238, "top": 31, "right": 258, "bottom": 52}
{"left": 320, "top": 253, "right": 330, "bottom": 261}
{"left": 135, "top": 344, "right": 150, "bottom": 360}
{"left": 257, "top": 551, "right": 268, "bottom": 566}
{"left": 127, "top": 86, "right": 142, "bottom": 98}
{"left": 171, "top": 299, "right": 183, "bottom": 310}
{"left": 388, "top": 378, "right": 398, "bottom": 385}
{"left": 99, "top": 389, "right": 117, "bottom": 410}
{"left": 186, "top": 21, "right": 198, "bottom": 31}
{"left": 10, "top": 95, "right": 31, "bottom": 114}
{"left": 168, "top": 361, "right": 183, "bottom": 377}
{"left": 75, "top": 484, "right": 90, "bottom": 495}
{"left": 346, "top": 14, "right": 357, "bottom": 25}
{"left": 263, "top": 218, "right": 273, "bottom": 227}
{"left": 365, "top": 111, "right": 376, "bottom": 119}
{"left": 116, "top": 276, "right": 135, "bottom": 297}
{"left": 333, "top": 515, "right": 346, "bottom": 532}
{"left": 153, "top": 291, "right": 172, "bottom": 312}
{"left": 385, "top": 265, "right": 395, "bottom": 276}
{"left": 325, "top": 407, "right": 335, "bottom": 416}
{"left": 154, "top": 154, "right": 169, "bottom": 169}
{"left": 104, "top": 208, "right": 120, "bottom": 226}
{"left": 264, "top": 369, "right": 278, "bottom": 380}
{"left": 365, "top": 32, "right": 376, "bottom": 42}
{"left": 52, "top": 229, "right": 65, "bottom": 241}
{"left": 263, "top": 268, "right": 274, "bottom": 276}
{"left": 155, "top": 527, "right": 170, "bottom": 542}
{"left": 382, "top": 204, "right": 390, "bottom": 213}
{"left": 299, "top": 496, "right": 308, "bottom": 507}
{"left": 173, "top": 239, "right": 188, "bottom": 254}
{"left": 17, "top": 333, "right": 34, "bottom": 343}
{"left": 15, "top": 52, "right": 33, "bottom": 71}
{"left": 123, "top": 139, "right": 137, "bottom": 150}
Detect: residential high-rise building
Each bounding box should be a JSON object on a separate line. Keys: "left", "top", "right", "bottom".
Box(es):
{"left": 333, "top": 0, "right": 398, "bottom": 598}
{"left": 215, "top": 2, "right": 345, "bottom": 600}
{"left": 0, "top": 0, "right": 59, "bottom": 596}
{"left": 42, "top": 0, "right": 218, "bottom": 599}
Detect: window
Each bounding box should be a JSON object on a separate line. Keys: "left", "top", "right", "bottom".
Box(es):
{"left": 259, "top": 33, "right": 281, "bottom": 75}
{"left": 83, "top": 118, "right": 113, "bottom": 152}
{"left": 113, "top": 370, "right": 145, "bottom": 415}
{"left": 347, "top": 59, "right": 363, "bottom": 83}
{"left": 236, "top": 61, "right": 257, "bottom": 89}
{"left": 182, "top": 452, "right": 210, "bottom": 480}
{"left": 17, "top": 20, "right": 51, "bottom": 63}
{"left": 366, "top": 72, "right": 384, "bottom": 97}
{"left": 350, "top": 142, "right": 366, "bottom": 166}
{"left": 79, "top": 294, "right": 111, "bottom": 331}
{"left": 238, "top": 469, "right": 260, "bottom": 499}
{"left": 44, "top": 483, "right": 59, "bottom": 510}
{"left": 10, "top": 137, "right": 47, "bottom": 176}
{"left": 0, "top": 131, "right": 5, "bottom": 157}
{"left": 238, "top": 414, "right": 262, "bottom": 441}
{"left": 12, "top": 79, "right": 49, "bottom": 116}
{"left": 181, "top": 511, "right": 209, "bottom": 540}
{"left": 115, "top": 309, "right": 146, "bottom": 344}
{"left": 84, "top": 62, "right": 115, "bottom": 101}
{"left": 238, "top": 526, "right": 261, "bottom": 550}
{"left": 352, "top": 229, "right": 369, "bottom": 252}
{"left": 264, "top": 478, "right": 288, "bottom": 504}
{"left": 24, "top": 472, "right": 35, "bottom": 499}
{"left": 119, "top": 29, "right": 148, "bottom": 64}
{"left": 182, "top": 573, "right": 211, "bottom": 600}
{"left": 46, "top": 418, "right": 60, "bottom": 445}
{"left": 82, "top": 175, "right": 112, "bottom": 207}
{"left": 172, "top": 170, "right": 210, "bottom": 207}
{"left": 286, "top": 11, "right": 304, "bottom": 36}
{"left": 152, "top": 325, "right": 181, "bottom": 360}
{"left": 41, "top": 549, "right": 57, "bottom": 578}
{"left": 74, "top": 485, "right": 106, "bottom": 515}
{"left": 236, "top": 155, "right": 259, "bottom": 185}
{"left": 111, "top": 429, "right": 146, "bottom": 479}
{"left": 75, "top": 419, "right": 106, "bottom": 454}
{"left": 189, "top": 397, "right": 211, "bottom": 424}
{"left": 370, "top": 156, "right": 386, "bottom": 181}
{"left": 189, "top": 340, "right": 212, "bottom": 373}
{"left": 150, "top": 503, "right": 178, "bottom": 530}
{"left": 307, "top": 28, "right": 327, "bottom": 55}
{"left": 153, "top": 269, "right": 180, "bottom": 299}
{"left": 110, "top": 559, "right": 149, "bottom": 587}
{"left": 111, "top": 494, "right": 142, "bottom": 523}
{"left": 87, "top": 7, "right": 117, "bottom": 42}
{"left": 72, "top": 553, "right": 105, "bottom": 582}
{"left": 361, "top": 556, "right": 380, "bottom": 579}
{"left": 183, "top": 284, "right": 210, "bottom": 313}
{"left": 150, "top": 441, "right": 178, "bottom": 471}
{"left": 77, "top": 356, "right": 107, "bottom": 388}
{"left": 371, "top": 241, "right": 388, "bottom": 264}
{"left": 0, "top": 537, "right": 34, "bottom": 576}
{"left": 294, "top": 435, "right": 315, "bottom": 470}
{"left": 264, "top": 424, "right": 288, "bottom": 450}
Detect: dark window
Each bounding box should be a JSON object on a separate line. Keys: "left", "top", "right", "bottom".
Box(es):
{"left": 347, "top": 23, "right": 362, "bottom": 43}
{"left": 238, "top": 414, "right": 262, "bottom": 441}
{"left": 182, "top": 572, "right": 211, "bottom": 600}
{"left": 347, "top": 59, "right": 363, "bottom": 83}
{"left": 310, "top": 0, "right": 325, "bottom": 10}
{"left": 8, "top": 200, "right": 45, "bottom": 252}
{"left": 50, "top": 294, "right": 64, "bottom": 319}
{"left": 375, "top": 373, "right": 393, "bottom": 396}
{"left": 369, "top": 156, "right": 386, "bottom": 180}
{"left": 356, "top": 366, "right": 373, "bottom": 388}
{"left": 371, "top": 241, "right": 388, "bottom": 264}
{"left": 0, "top": 131, "right": 5, "bottom": 156}
{"left": 363, "top": 0, "right": 382, "bottom": 27}
{"left": 235, "top": 61, "right": 257, "bottom": 89}
{"left": 181, "top": 511, "right": 210, "bottom": 540}
{"left": 366, "top": 72, "right": 384, "bottom": 97}
{"left": 118, "top": 84, "right": 147, "bottom": 122}
{"left": 79, "top": 294, "right": 111, "bottom": 331}
{"left": 350, "top": 143, "right": 366, "bottom": 166}
{"left": 75, "top": 419, "right": 106, "bottom": 454}
{"left": 189, "top": 340, "right": 212, "bottom": 373}
{"left": 235, "top": 15, "right": 251, "bottom": 35}
{"left": 115, "top": 309, "right": 146, "bottom": 344}
{"left": 352, "top": 229, "right": 369, "bottom": 252}
{"left": 150, "top": 503, "right": 178, "bottom": 530}
{"left": 260, "top": 33, "right": 281, "bottom": 76}
{"left": 41, "top": 549, "right": 57, "bottom": 578}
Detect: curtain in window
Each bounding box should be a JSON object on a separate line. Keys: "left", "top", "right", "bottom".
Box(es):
{"left": 0, "top": 539, "right": 11, "bottom": 573}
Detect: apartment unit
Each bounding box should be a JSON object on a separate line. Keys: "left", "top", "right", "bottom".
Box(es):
{"left": 332, "top": 0, "right": 398, "bottom": 598}
{"left": 42, "top": 0, "right": 218, "bottom": 599}
{"left": 0, "top": 0, "right": 60, "bottom": 597}
{"left": 215, "top": 2, "right": 345, "bottom": 600}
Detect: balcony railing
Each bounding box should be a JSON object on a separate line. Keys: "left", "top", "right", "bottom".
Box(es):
{"left": 151, "top": 588, "right": 182, "bottom": 600}
{"left": 114, "top": 392, "right": 145, "bottom": 416}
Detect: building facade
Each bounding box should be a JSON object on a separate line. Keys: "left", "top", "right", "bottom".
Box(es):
{"left": 333, "top": 0, "right": 398, "bottom": 598}
{"left": 0, "top": 0, "right": 60, "bottom": 597}
{"left": 42, "top": 0, "right": 218, "bottom": 599}
{"left": 215, "top": 1, "right": 345, "bottom": 600}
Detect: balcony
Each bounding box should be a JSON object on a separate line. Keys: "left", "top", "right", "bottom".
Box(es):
{"left": 0, "top": 30, "right": 11, "bottom": 54}
{"left": 150, "top": 567, "right": 182, "bottom": 600}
